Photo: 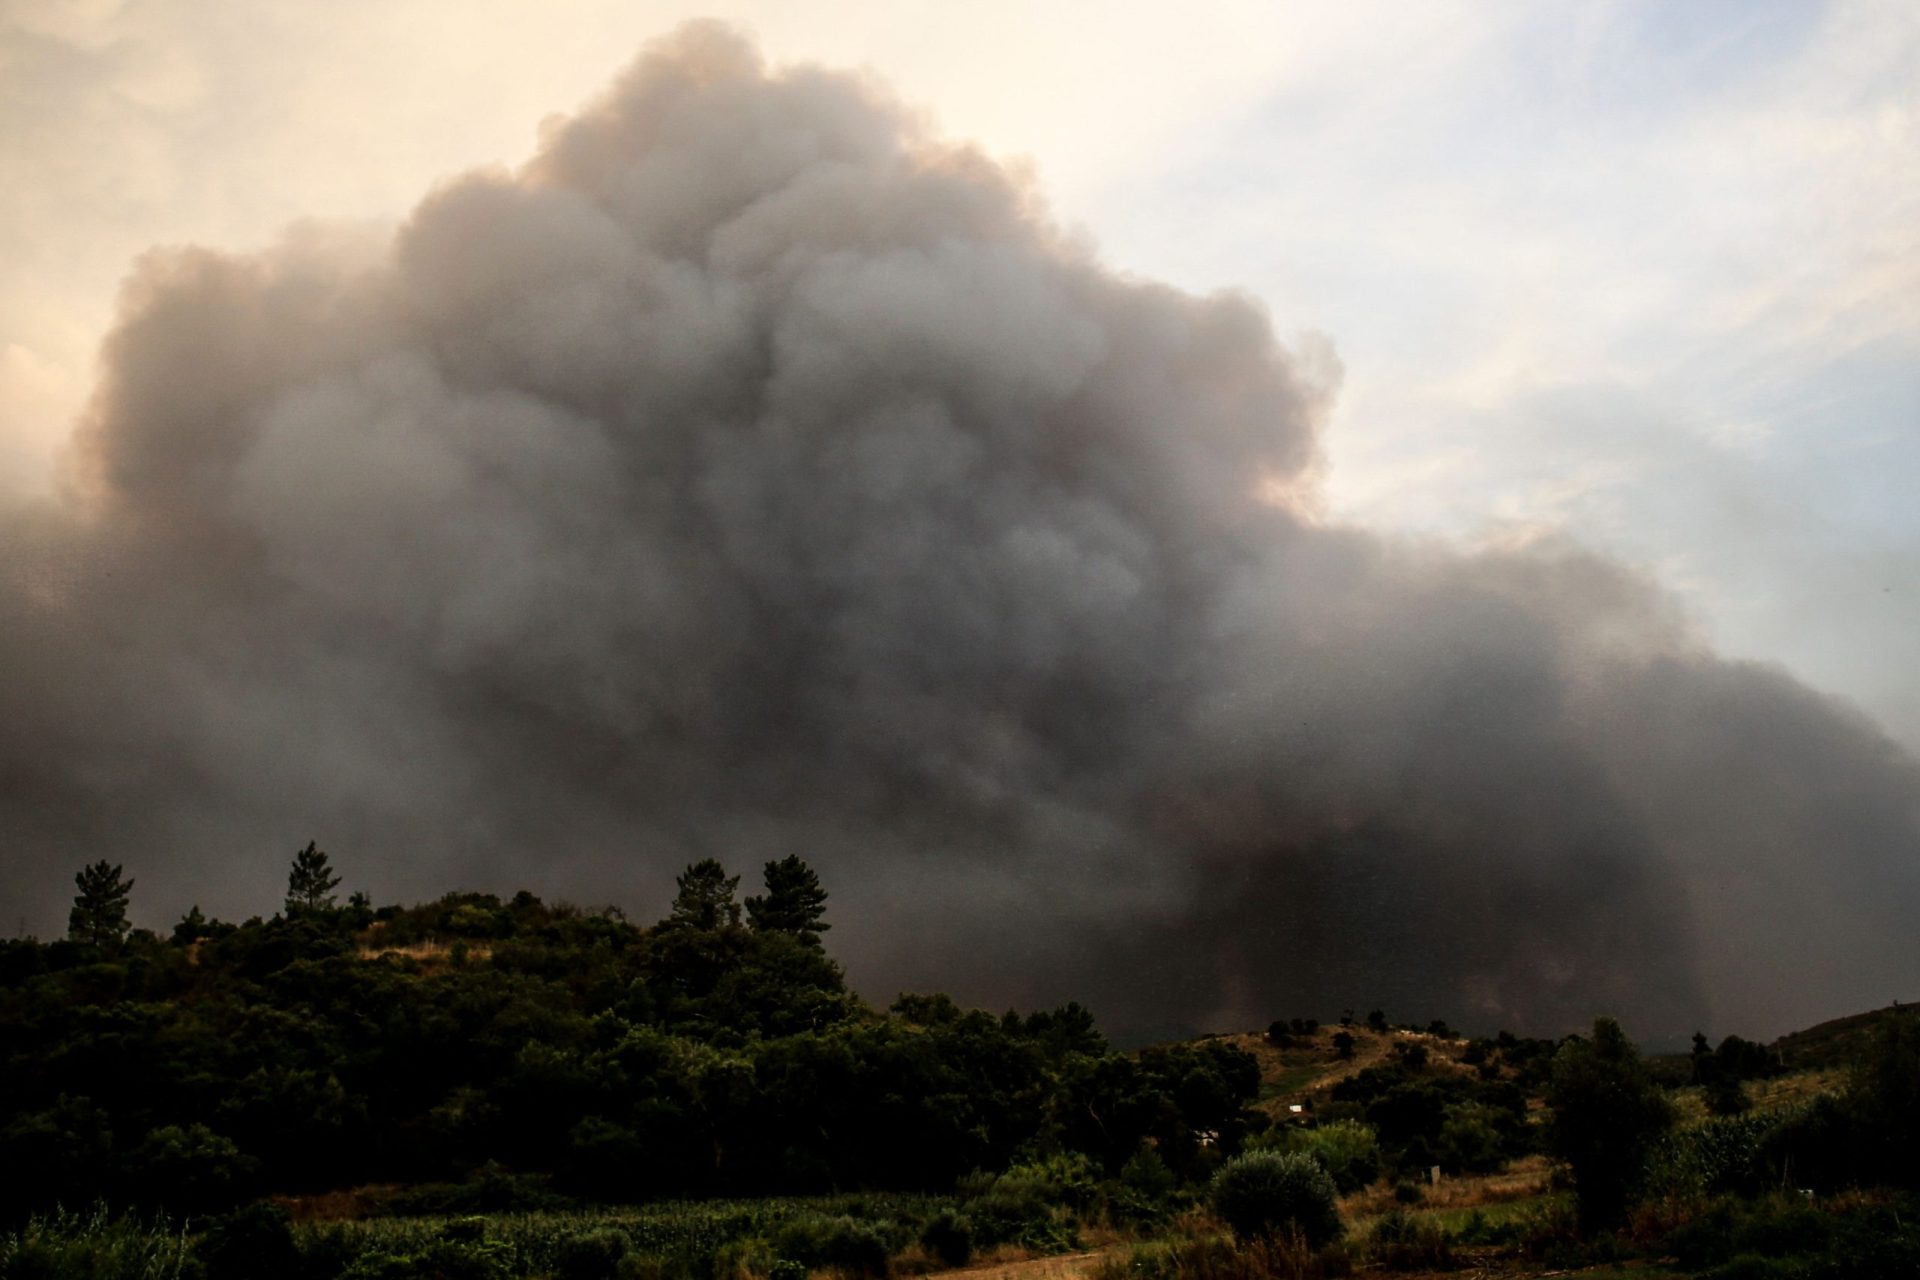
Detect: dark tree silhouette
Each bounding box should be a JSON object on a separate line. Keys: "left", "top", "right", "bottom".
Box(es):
{"left": 666, "top": 858, "right": 740, "bottom": 930}
{"left": 745, "top": 854, "right": 830, "bottom": 945}
{"left": 1547, "top": 1017, "right": 1675, "bottom": 1233}
{"left": 68, "top": 860, "right": 133, "bottom": 947}
{"left": 284, "top": 842, "right": 341, "bottom": 914}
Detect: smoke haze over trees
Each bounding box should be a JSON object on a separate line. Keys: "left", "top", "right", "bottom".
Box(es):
{"left": 1, "top": 23, "right": 1916, "bottom": 1039}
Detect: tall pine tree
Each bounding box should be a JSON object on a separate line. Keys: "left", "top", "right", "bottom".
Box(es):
{"left": 285, "top": 841, "right": 341, "bottom": 914}
{"left": 68, "top": 861, "right": 133, "bottom": 947}
{"left": 745, "top": 855, "right": 830, "bottom": 947}
{"left": 665, "top": 859, "right": 741, "bottom": 930}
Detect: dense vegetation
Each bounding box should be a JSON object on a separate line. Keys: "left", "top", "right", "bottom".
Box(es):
{"left": 1, "top": 849, "right": 1264, "bottom": 1222}
{"left": 5, "top": 846, "right": 1918, "bottom": 1278}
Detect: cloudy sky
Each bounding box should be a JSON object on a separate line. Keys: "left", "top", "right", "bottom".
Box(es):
{"left": 5, "top": 0, "right": 1914, "bottom": 750}
{"left": 2, "top": 2, "right": 1917, "bottom": 1040}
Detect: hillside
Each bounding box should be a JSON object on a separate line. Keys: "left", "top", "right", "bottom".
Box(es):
{"left": 1772, "top": 999, "right": 1920, "bottom": 1070}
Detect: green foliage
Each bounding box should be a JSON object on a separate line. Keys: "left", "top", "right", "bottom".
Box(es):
{"left": 1435, "top": 1102, "right": 1510, "bottom": 1174}
{"left": 285, "top": 841, "right": 342, "bottom": 914}
{"left": 1264, "top": 1121, "right": 1380, "bottom": 1194}
{"left": 918, "top": 1209, "right": 973, "bottom": 1268}
{"left": 0, "top": 1206, "right": 192, "bottom": 1280}
{"left": 1648, "top": 1110, "right": 1777, "bottom": 1199}
{"left": 772, "top": 1215, "right": 892, "bottom": 1277}
{"left": 664, "top": 860, "right": 740, "bottom": 932}
{"left": 554, "top": 1228, "right": 632, "bottom": 1280}
{"left": 1362, "top": 1210, "right": 1455, "bottom": 1271}
{"left": 744, "top": 856, "right": 830, "bottom": 946}
{"left": 1545, "top": 1017, "right": 1675, "bottom": 1233}
{"left": 200, "top": 1202, "right": 299, "bottom": 1280}
{"left": 960, "top": 1156, "right": 1095, "bottom": 1251}
{"left": 0, "top": 859, "right": 1258, "bottom": 1220}
{"left": 126, "top": 1123, "right": 254, "bottom": 1213}
{"left": 1328, "top": 1061, "right": 1528, "bottom": 1175}
{"left": 68, "top": 861, "right": 133, "bottom": 948}
{"left": 1115, "top": 1146, "right": 1181, "bottom": 1221}
{"left": 1209, "top": 1150, "right": 1343, "bottom": 1247}
{"left": 1849, "top": 1009, "right": 1920, "bottom": 1187}
{"left": 1658, "top": 1191, "right": 1920, "bottom": 1279}
{"left": 1705, "top": 1072, "right": 1753, "bottom": 1117}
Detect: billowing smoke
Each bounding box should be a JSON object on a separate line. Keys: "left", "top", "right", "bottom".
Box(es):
{"left": 3, "top": 24, "right": 1915, "bottom": 1040}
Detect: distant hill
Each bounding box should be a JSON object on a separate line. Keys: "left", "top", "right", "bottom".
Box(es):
{"left": 1771, "top": 999, "right": 1919, "bottom": 1071}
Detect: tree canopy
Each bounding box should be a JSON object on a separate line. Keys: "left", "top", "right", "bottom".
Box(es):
{"left": 284, "top": 841, "right": 341, "bottom": 914}
{"left": 664, "top": 858, "right": 741, "bottom": 931}
{"left": 744, "top": 855, "right": 830, "bottom": 945}
{"left": 66, "top": 860, "right": 132, "bottom": 948}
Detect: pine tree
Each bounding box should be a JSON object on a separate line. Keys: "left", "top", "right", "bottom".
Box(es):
{"left": 68, "top": 860, "right": 133, "bottom": 947}
{"left": 664, "top": 858, "right": 741, "bottom": 931}
{"left": 172, "top": 904, "right": 207, "bottom": 946}
{"left": 745, "top": 855, "right": 830, "bottom": 946}
{"left": 285, "top": 841, "right": 341, "bottom": 914}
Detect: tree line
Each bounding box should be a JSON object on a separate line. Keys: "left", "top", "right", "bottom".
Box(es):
{"left": 2, "top": 846, "right": 1266, "bottom": 1220}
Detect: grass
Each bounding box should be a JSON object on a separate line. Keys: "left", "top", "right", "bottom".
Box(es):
{"left": 0, "top": 1205, "right": 195, "bottom": 1280}
{"left": 1341, "top": 1154, "right": 1554, "bottom": 1221}
{"left": 1256, "top": 1065, "right": 1324, "bottom": 1102}
{"left": 1668, "top": 1067, "right": 1844, "bottom": 1123}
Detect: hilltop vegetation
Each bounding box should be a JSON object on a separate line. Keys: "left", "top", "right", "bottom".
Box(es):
{"left": 4, "top": 846, "right": 1918, "bottom": 1279}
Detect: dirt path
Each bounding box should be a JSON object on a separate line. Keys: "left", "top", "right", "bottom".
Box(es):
{"left": 924, "top": 1248, "right": 1116, "bottom": 1280}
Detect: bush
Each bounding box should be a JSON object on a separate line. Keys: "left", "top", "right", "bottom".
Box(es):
{"left": 1209, "top": 1151, "right": 1344, "bottom": 1247}
{"left": 200, "top": 1202, "right": 299, "bottom": 1280}
{"left": 774, "top": 1216, "right": 891, "bottom": 1278}
{"left": 0, "top": 1206, "right": 194, "bottom": 1280}
{"left": 337, "top": 1239, "right": 512, "bottom": 1280}
{"left": 1649, "top": 1111, "right": 1776, "bottom": 1199}
{"left": 1363, "top": 1211, "right": 1454, "bottom": 1271}
{"left": 918, "top": 1210, "right": 973, "bottom": 1268}
{"left": 1435, "top": 1103, "right": 1508, "bottom": 1175}
{"left": 1113, "top": 1146, "right": 1182, "bottom": 1222}
{"left": 556, "top": 1229, "right": 632, "bottom": 1280}
{"left": 1281, "top": 1122, "right": 1380, "bottom": 1194}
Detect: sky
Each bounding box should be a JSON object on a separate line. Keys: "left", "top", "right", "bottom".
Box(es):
{"left": 4, "top": 0, "right": 1914, "bottom": 745}
{"left": 1, "top": 1, "right": 1916, "bottom": 1039}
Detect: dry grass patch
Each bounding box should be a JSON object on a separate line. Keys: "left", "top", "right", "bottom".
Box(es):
{"left": 1342, "top": 1156, "right": 1554, "bottom": 1221}
{"left": 357, "top": 939, "right": 491, "bottom": 965}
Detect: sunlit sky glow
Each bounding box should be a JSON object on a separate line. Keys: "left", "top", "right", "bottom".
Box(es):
{"left": 4, "top": 0, "right": 1916, "bottom": 744}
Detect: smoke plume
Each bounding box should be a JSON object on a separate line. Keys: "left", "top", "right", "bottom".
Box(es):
{"left": 3, "top": 24, "right": 1915, "bottom": 1039}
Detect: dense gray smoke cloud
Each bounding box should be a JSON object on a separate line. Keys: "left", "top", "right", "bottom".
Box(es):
{"left": 3, "top": 24, "right": 1916, "bottom": 1039}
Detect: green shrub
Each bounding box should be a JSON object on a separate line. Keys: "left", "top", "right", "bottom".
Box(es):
{"left": 1209, "top": 1150, "right": 1343, "bottom": 1247}
{"left": 1363, "top": 1210, "right": 1454, "bottom": 1271}
{"left": 556, "top": 1228, "right": 633, "bottom": 1280}
{"left": 773, "top": 1216, "right": 890, "bottom": 1278}
{"left": 961, "top": 1163, "right": 1085, "bottom": 1251}
{"left": 1649, "top": 1111, "right": 1776, "bottom": 1198}
{"left": 127, "top": 1124, "right": 255, "bottom": 1213}
{"left": 918, "top": 1210, "right": 973, "bottom": 1268}
{"left": 338, "top": 1238, "right": 513, "bottom": 1280}
{"left": 1435, "top": 1103, "right": 1507, "bottom": 1174}
{"left": 0, "top": 1206, "right": 194, "bottom": 1280}
{"left": 200, "top": 1202, "right": 299, "bottom": 1280}
{"left": 1112, "top": 1147, "right": 1181, "bottom": 1223}
{"left": 1284, "top": 1122, "right": 1380, "bottom": 1193}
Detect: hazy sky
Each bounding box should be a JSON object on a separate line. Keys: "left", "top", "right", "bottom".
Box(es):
{"left": 5, "top": 0, "right": 1914, "bottom": 749}
{"left": 4, "top": 2, "right": 1917, "bottom": 1038}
